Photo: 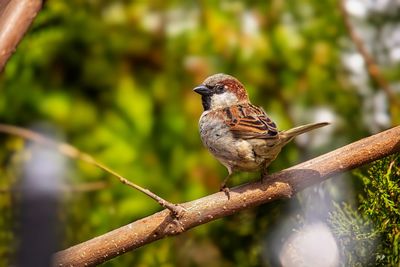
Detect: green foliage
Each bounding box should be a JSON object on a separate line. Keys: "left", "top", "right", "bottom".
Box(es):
{"left": 360, "top": 154, "right": 400, "bottom": 265}
{"left": 329, "top": 202, "right": 378, "bottom": 266}
{"left": 329, "top": 154, "right": 400, "bottom": 266}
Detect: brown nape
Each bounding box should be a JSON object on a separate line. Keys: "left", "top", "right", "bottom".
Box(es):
{"left": 222, "top": 79, "right": 249, "bottom": 102}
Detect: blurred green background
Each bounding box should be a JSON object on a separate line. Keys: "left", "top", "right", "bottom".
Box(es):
{"left": 0, "top": 1, "right": 399, "bottom": 266}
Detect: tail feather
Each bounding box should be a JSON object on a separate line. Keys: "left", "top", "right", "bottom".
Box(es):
{"left": 281, "top": 122, "right": 330, "bottom": 139}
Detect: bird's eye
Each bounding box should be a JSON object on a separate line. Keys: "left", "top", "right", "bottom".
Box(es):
{"left": 215, "top": 84, "right": 225, "bottom": 94}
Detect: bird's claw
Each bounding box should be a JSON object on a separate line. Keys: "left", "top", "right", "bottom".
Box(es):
{"left": 220, "top": 185, "right": 231, "bottom": 199}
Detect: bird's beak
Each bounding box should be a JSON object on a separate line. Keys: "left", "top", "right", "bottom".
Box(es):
{"left": 193, "top": 85, "right": 212, "bottom": 96}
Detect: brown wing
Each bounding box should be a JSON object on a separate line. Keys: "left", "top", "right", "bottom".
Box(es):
{"left": 223, "top": 103, "right": 279, "bottom": 139}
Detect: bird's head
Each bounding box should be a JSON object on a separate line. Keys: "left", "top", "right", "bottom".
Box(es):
{"left": 193, "top": 73, "right": 249, "bottom": 111}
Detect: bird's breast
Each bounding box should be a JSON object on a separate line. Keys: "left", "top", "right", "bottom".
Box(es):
{"left": 198, "top": 111, "right": 266, "bottom": 172}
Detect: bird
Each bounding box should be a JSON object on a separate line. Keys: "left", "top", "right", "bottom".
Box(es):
{"left": 193, "top": 73, "right": 329, "bottom": 191}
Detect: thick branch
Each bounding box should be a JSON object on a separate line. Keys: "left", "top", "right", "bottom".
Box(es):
{"left": 53, "top": 126, "right": 400, "bottom": 266}
{"left": 0, "top": 0, "right": 42, "bottom": 71}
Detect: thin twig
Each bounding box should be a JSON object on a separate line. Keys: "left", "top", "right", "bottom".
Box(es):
{"left": 53, "top": 126, "right": 400, "bottom": 266}
{"left": 0, "top": 123, "right": 184, "bottom": 217}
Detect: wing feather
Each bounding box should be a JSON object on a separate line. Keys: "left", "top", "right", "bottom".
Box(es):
{"left": 223, "top": 104, "right": 278, "bottom": 139}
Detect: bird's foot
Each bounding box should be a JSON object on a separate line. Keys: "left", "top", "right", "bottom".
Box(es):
{"left": 220, "top": 185, "right": 231, "bottom": 199}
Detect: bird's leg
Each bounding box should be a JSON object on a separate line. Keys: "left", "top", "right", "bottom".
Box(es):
{"left": 220, "top": 174, "right": 231, "bottom": 191}
{"left": 220, "top": 168, "right": 232, "bottom": 199}
{"left": 260, "top": 164, "right": 269, "bottom": 183}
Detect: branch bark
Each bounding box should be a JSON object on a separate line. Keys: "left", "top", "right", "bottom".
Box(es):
{"left": 0, "top": 0, "right": 42, "bottom": 71}
{"left": 53, "top": 126, "right": 400, "bottom": 266}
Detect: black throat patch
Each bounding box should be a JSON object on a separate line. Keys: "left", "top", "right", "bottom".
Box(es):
{"left": 201, "top": 95, "right": 211, "bottom": 111}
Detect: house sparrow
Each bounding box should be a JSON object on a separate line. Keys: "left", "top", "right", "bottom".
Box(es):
{"left": 193, "top": 73, "right": 329, "bottom": 190}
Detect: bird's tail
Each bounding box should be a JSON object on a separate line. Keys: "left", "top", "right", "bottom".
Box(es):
{"left": 281, "top": 122, "right": 330, "bottom": 139}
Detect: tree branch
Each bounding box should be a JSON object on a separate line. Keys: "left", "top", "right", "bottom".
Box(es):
{"left": 0, "top": 0, "right": 42, "bottom": 71}
{"left": 339, "top": 0, "right": 400, "bottom": 124}
{"left": 53, "top": 126, "right": 400, "bottom": 266}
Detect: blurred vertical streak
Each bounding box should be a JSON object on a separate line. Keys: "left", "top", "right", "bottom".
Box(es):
{"left": 14, "top": 127, "right": 66, "bottom": 267}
